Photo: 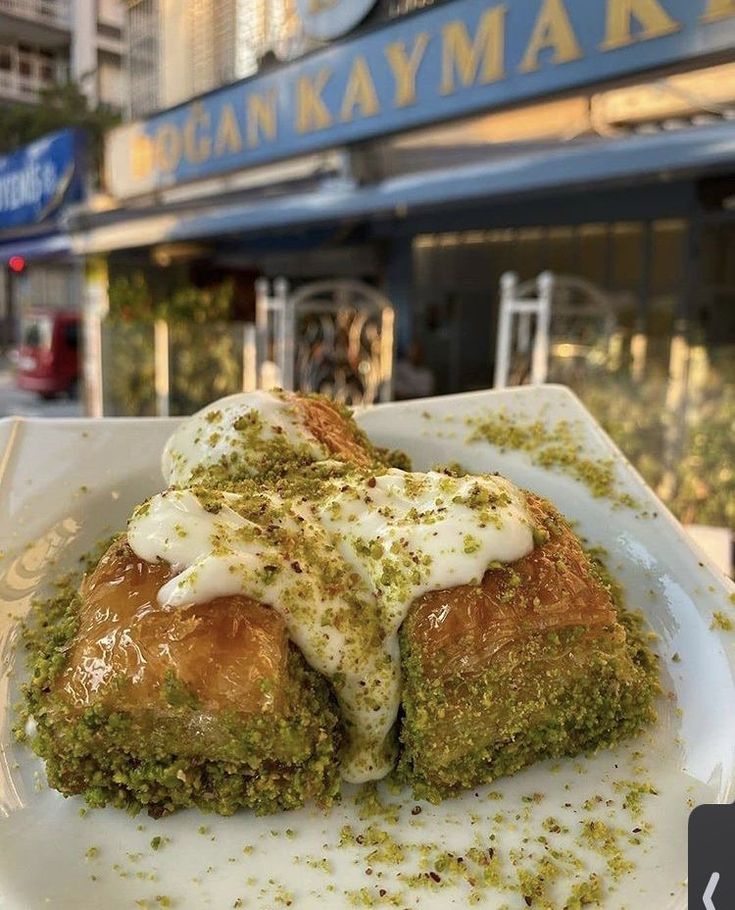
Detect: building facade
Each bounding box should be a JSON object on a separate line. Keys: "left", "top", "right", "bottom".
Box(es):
{"left": 69, "top": 0, "right": 735, "bottom": 530}
{"left": 0, "top": 0, "right": 126, "bottom": 110}
{"left": 88, "top": 0, "right": 735, "bottom": 357}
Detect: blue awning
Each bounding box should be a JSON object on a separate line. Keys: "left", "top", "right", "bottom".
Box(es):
{"left": 0, "top": 231, "right": 73, "bottom": 263}
{"left": 73, "top": 122, "right": 735, "bottom": 254}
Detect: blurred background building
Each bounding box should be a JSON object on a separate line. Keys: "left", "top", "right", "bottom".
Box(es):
{"left": 0, "top": 0, "right": 125, "bottom": 110}
{"left": 1, "top": 0, "right": 734, "bottom": 547}
{"left": 0, "top": 0, "right": 125, "bottom": 378}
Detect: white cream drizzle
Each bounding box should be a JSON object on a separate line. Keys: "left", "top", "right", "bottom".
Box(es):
{"left": 162, "top": 390, "right": 326, "bottom": 486}
{"left": 127, "top": 468, "right": 534, "bottom": 783}
{"left": 319, "top": 471, "right": 534, "bottom": 637}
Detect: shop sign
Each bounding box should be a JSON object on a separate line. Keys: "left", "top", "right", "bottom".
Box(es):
{"left": 105, "top": 0, "right": 735, "bottom": 200}
{"left": 297, "top": 0, "right": 379, "bottom": 40}
{"left": 0, "top": 129, "right": 85, "bottom": 231}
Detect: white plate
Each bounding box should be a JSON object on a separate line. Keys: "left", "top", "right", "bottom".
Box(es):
{"left": 0, "top": 386, "right": 733, "bottom": 910}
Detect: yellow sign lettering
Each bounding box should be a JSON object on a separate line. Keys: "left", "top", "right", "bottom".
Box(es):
{"left": 214, "top": 103, "right": 243, "bottom": 156}
{"left": 183, "top": 103, "right": 212, "bottom": 164}
{"left": 440, "top": 7, "right": 506, "bottom": 95}
{"left": 519, "top": 0, "right": 582, "bottom": 73}
{"left": 385, "top": 33, "right": 430, "bottom": 108}
{"left": 702, "top": 0, "right": 735, "bottom": 21}
{"left": 601, "top": 0, "right": 680, "bottom": 50}
{"left": 155, "top": 124, "right": 182, "bottom": 172}
{"left": 340, "top": 56, "right": 380, "bottom": 121}
{"left": 130, "top": 132, "right": 154, "bottom": 180}
{"left": 296, "top": 70, "right": 333, "bottom": 133}
{"left": 247, "top": 89, "right": 277, "bottom": 147}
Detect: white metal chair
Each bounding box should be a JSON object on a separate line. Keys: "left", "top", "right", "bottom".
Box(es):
{"left": 494, "top": 271, "right": 554, "bottom": 389}
{"left": 255, "top": 278, "right": 394, "bottom": 405}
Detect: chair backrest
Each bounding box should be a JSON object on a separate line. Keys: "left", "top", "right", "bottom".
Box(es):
{"left": 494, "top": 271, "right": 554, "bottom": 389}
{"left": 255, "top": 278, "right": 394, "bottom": 405}
{"left": 494, "top": 272, "right": 621, "bottom": 388}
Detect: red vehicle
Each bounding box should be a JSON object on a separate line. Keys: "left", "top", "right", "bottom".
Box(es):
{"left": 16, "top": 310, "right": 80, "bottom": 399}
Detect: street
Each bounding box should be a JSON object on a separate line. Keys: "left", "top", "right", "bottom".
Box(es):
{"left": 0, "top": 367, "right": 82, "bottom": 419}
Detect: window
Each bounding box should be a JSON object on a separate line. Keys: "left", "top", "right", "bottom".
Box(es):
{"left": 64, "top": 321, "right": 79, "bottom": 351}
{"left": 22, "top": 317, "right": 52, "bottom": 351}
{"left": 97, "top": 22, "right": 122, "bottom": 40}
{"left": 127, "top": 0, "right": 160, "bottom": 117}
{"left": 576, "top": 225, "right": 608, "bottom": 286}
{"left": 611, "top": 223, "right": 644, "bottom": 291}
{"left": 546, "top": 226, "right": 576, "bottom": 276}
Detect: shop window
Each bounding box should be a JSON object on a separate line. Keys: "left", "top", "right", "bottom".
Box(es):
{"left": 546, "top": 227, "right": 576, "bottom": 276}
{"left": 650, "top": 220, "right": 686, "bottom": 295}
{"left": 512, "top": 228, "right": 544, "bottom": 282}
{"left": 611, "top": 223, "right": 644, "bottom": 290}
{"left": 609, "top": 222, "right": 644, "bottom": 328}
{"left": 576, "top": 224, "right": 608, "bottom": 286}
{"left": 646, "top": 219, "right": 687, "bottom": 357}
{"left": 699, "top": 224, "right": 735, "bottom": 347}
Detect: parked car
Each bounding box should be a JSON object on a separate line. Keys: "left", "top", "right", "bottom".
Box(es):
{"left": 16, "top": 310, "right": 80, "bottom": 399}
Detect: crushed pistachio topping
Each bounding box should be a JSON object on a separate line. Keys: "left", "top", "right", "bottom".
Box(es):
{"left": 465, "top": 411, "right": 640, "bottom": 508}
{"left": 711, "top": 611, "right": 733, "bottom": 631}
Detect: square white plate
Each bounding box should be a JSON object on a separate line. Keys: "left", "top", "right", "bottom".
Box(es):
{"left": 0, "top": 386, "right": 733, "bottom": 910}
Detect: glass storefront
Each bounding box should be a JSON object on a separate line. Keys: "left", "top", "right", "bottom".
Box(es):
{"left": 413, "top": 217, "right": 735, "bottom": 532}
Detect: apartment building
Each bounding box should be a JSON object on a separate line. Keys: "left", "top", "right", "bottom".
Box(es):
{"left": 126, "top": 0, "right": 306, "bottom": 119}
{"left": 0, "top": 0, "right": 126, "bottom": 110}
{"left": 125, "top": 0, "right": 438, "bottom": 118}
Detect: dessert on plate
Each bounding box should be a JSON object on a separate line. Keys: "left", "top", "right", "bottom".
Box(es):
{"left": 19, "top": 390, "right": 658, "bottom": 817}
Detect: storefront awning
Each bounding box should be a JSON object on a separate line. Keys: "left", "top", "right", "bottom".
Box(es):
{"left": 0, "top": 231, "right": 73, "bottom": 263}
{"left": 72, "top": 122, "right": 735, "bottom": 255}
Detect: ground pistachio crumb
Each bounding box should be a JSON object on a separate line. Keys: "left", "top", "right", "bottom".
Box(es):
{"left": 465, "top": 411, "right": 639, "bottom": 508}
{"left": 564, "top": 874, "right": 603, "bottom": 908}
{"left": 711, "top": 611, "right": 733, "bottom": 631}
{"left": 354, "top": 783, "right": 400, "bottom": 824}
{"left": 613, "top": 780, "right": 658, "bottom": 817}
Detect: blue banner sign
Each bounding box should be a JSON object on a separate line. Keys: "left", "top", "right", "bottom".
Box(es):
{"left": 0, "top": 129, "right": 85, "bottom": 231}
{"left": 106, "top": 0, "right": 735, "bottom": 199}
